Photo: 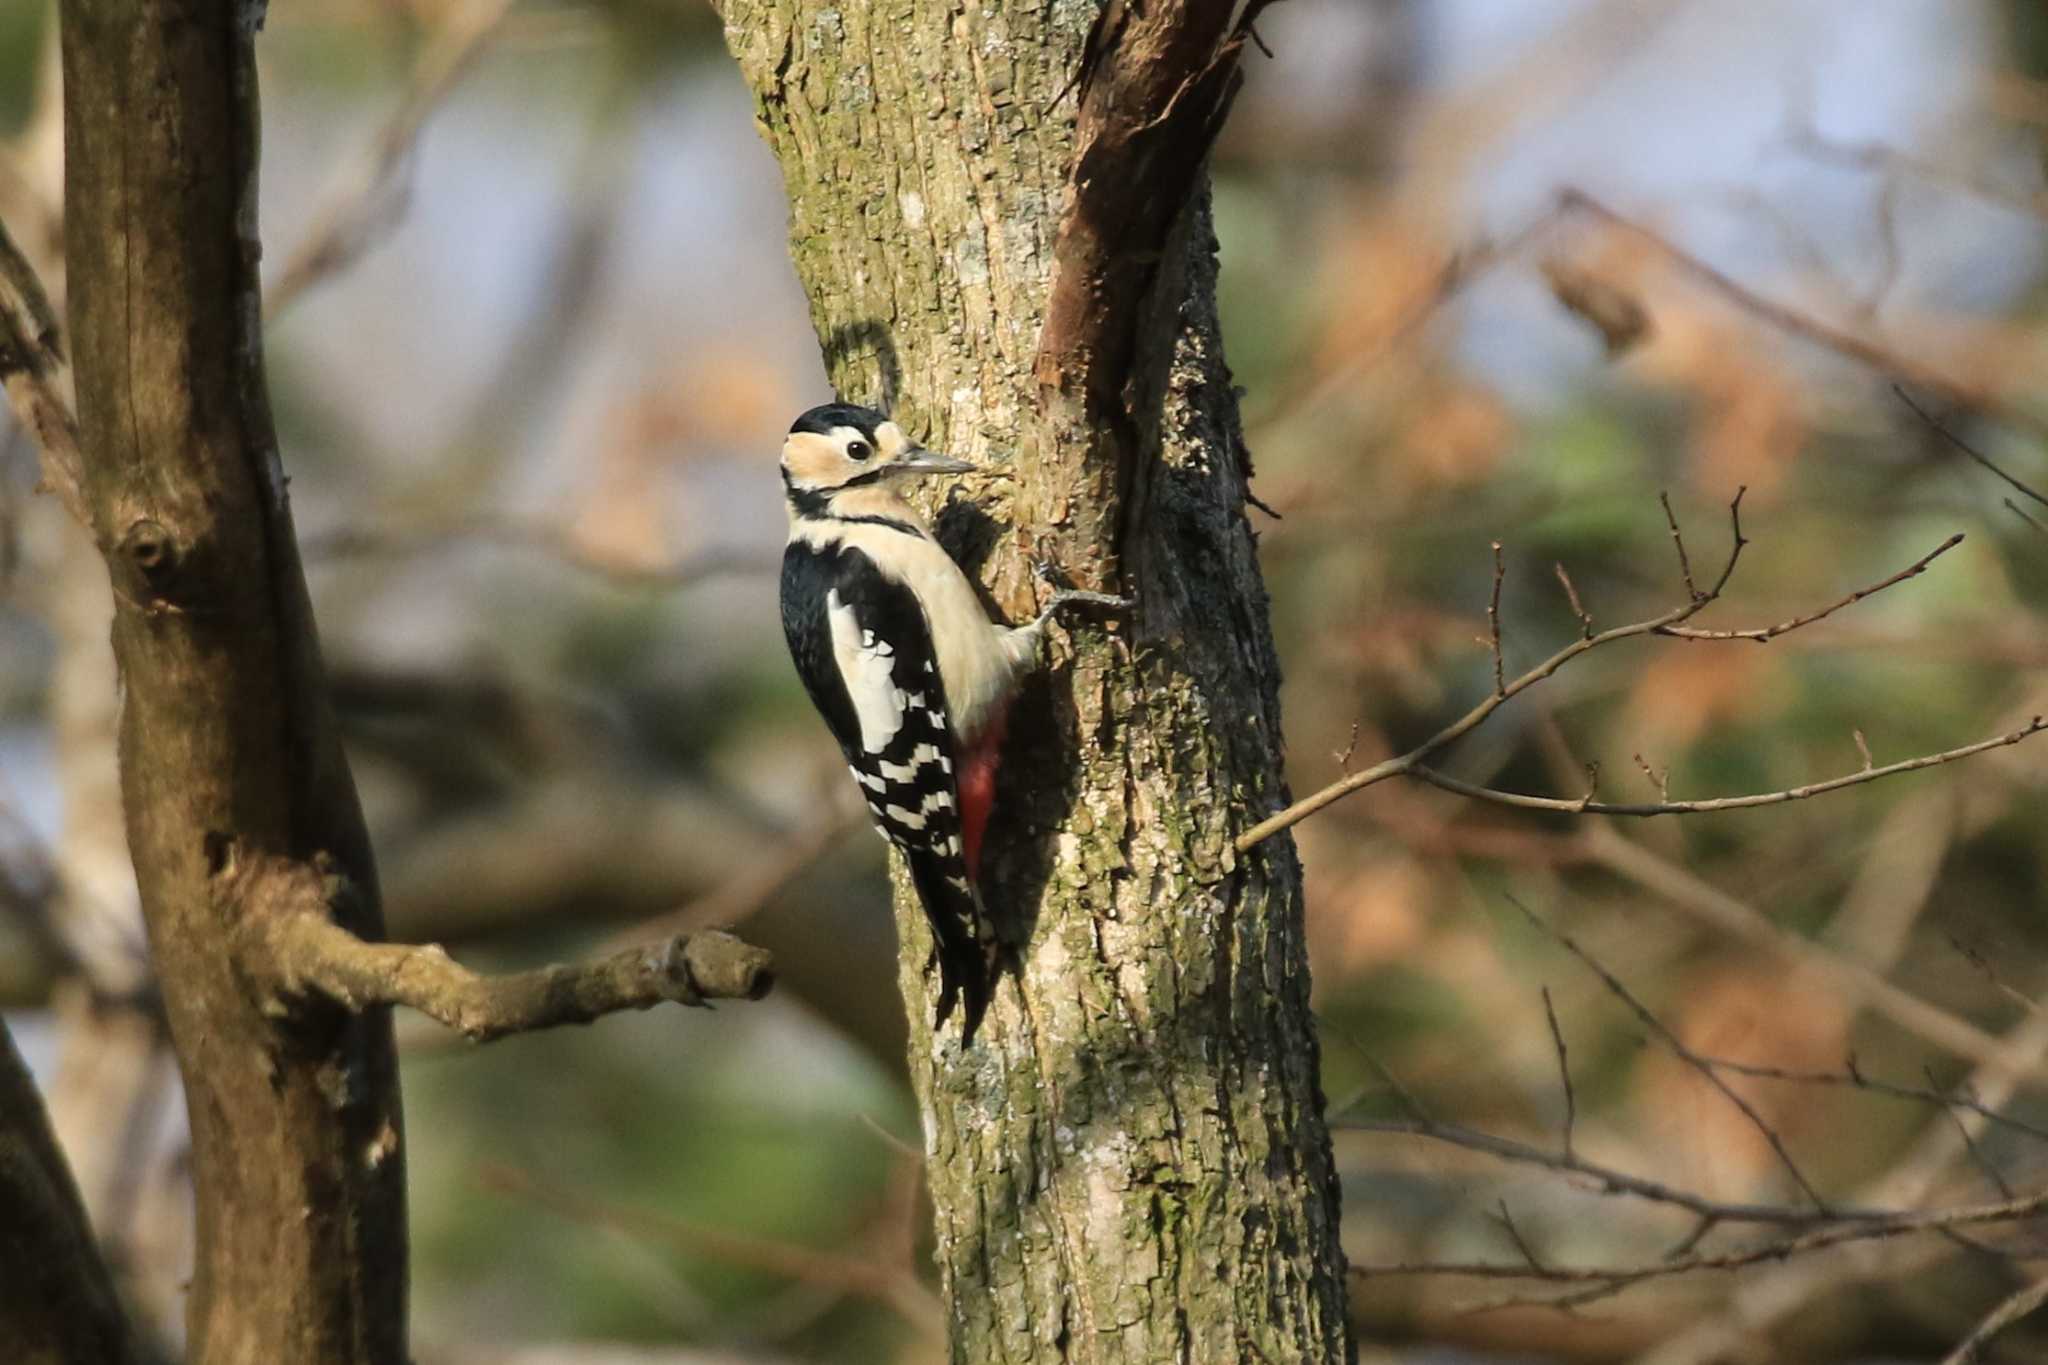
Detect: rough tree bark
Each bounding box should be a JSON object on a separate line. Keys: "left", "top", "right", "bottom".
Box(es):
{"left": 720, "top": 3, "right": 1352, "bottom": 1360}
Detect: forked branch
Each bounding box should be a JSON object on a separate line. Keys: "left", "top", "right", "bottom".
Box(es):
{"left": 1238, "top": 494, "right": 2039, "bottom": 850}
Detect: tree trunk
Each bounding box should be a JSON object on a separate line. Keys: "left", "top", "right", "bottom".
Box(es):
{"left": 59, "top": 3, "right": 408, "bottom": 1361}
{"left": 0, "top": 1017, "right": 147, "bottom": 1365}
{"left": 719, "top": 4, "right": 1351, "bottom": 1360}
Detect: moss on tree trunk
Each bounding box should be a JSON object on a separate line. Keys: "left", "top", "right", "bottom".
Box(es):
{"left": 720, "top": 3, "right": 1352, "bottom": 1359}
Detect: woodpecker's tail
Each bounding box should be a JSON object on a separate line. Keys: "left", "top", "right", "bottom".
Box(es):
{"left": 904, "top": 851, "right": 999, "bottom": 1045}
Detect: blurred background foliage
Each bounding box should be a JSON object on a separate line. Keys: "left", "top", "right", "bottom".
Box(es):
{"left": 5, "top": 1, "right": 2048, "bottom": 1361}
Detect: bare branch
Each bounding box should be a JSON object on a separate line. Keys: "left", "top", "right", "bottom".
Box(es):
{"left": 230, "top": 851, "right": 773, "bottom": 1043}
{"left": 1245, "top": 205, "right": 1567, "bottom": 441}
{"left": 1893, "top": 384, "right": 2048, "bottom": 512}
{"left": 1680, "top": 1050, "right": 2048, "bottom": 1148}
{"left": 1540, "top": 987, "right": 1577, "bottom": 1162}
{"left": 1407, "top": 716, "right": 2046, "bottom": 817}
{"left": 602, "top": 803, "right": 862, "bottom": 950}
{"left": 1505, "top": 895, "right": 1829, "bottom": 1209}
{"left": 1491, "top": 1200, "right": 1547, "bottom": 1274}
{"left": 1553, "top": 562, "right": 1593, "bottom": 638}
{"left": 479, "top": 1163, "right": 945, "bottom": 1340}
{"left": 1942, "top": 1276, "right": 2048, "bottom": 1365}
{"left": 1237, "top": 508, "right": 1983, "bottom": 851}
{"left": 267, "top": 0, "right": 516, "bottom": 314}
{"left": 1348, "top": 1186, "right": 2048, "bottom": 1295}
{"left": 1657, "top": 532, "right": 1962, "bottom": 642}
{"left": 300, "top": 516, "right": 777, "bottom": 590}
{"left": 1558, "top": 189, "right": 2044, "bottom": 437}
{"left": 0, "top": 213, "right": 86, "bottom": 525}
{"left": 1343, "top": 1110, "right": 1964, "bottom": 1229}
{"left": 1659, "top": 492, "right": 1700, "bottom": 600}
{"left": 2005, "top": 497, "right": 2048, "bottom": 537}
{"left": 1332, "top": 719, "right": 1362, "bottom": 773}
{"left": 1639, "top": 983, "right": 2048, "bottom": 1364}
{"left": 1581, "top": 824, "right": 2039, "bottom": 1077}
{"left": 1487, "top": 541, "right": 1507, "bottom": 696}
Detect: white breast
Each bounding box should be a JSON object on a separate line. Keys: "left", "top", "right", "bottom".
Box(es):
{"left": 794, "top": 507, "right": 1028, "bottom": 743}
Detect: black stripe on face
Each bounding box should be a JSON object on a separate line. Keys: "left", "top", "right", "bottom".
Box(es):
{"left": 782, "top": 467, "right": 831, "bottom": 518}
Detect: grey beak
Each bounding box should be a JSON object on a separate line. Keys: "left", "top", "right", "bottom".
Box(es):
{"left": 891, "top": 447, "right": 977, "bottom": 477}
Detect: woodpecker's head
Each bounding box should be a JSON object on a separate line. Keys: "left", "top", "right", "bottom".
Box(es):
{"left": 781, "top": 403, "right": 973, "bottom": 516}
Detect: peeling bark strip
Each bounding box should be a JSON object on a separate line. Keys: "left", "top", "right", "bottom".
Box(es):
{"left": 1036, "top": 0, "right": 1274, "bottom": 408}
{"left": 720, "top": 1, "right": 1350, "bottom": 1359}
{"left": 60, "top": 3, "right": 409, "bottom": 1362}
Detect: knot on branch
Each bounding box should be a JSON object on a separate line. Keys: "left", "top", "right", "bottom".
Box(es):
{"left": 116, "top": 517, "right": 195, "bottom": 611}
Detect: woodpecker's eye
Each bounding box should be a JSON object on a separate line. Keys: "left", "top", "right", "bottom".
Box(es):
{"left": 846, "top": 440, "right": 872, "bottom": 462}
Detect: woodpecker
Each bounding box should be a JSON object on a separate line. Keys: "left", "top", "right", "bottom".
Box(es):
{"left": 777, "top": 402, "right": 1125, "bottom": 1044}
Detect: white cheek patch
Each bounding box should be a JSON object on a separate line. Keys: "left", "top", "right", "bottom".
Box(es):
{"left": 827, "top": 590, "right": 907, "bottom": 753}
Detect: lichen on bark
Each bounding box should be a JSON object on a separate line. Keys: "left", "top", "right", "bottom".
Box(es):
{"left": 720, "top": 2, "right": 1351, "bottom": 1359}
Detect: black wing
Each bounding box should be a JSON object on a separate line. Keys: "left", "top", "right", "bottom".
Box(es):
{"left": 780, "top": 539, "right": 996, "bottom": 1041}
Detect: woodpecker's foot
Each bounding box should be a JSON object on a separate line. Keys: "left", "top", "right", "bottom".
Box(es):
{"left": 1030, "top": 586, "right": 1134, "bottom": 630}
{"left": 1047, "top": 588, "right": 1133, "bottom": 615}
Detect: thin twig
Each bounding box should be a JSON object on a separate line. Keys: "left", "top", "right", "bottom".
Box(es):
{"left": 1407, "top": 717, "right": 2046, "bottom": 817}
{"left": 1505, "top": 894, "right": 1829, "bottom": 1209}
{"left": 2005, "top": 497, "right": 2048, "bottom": 537}
{"left": 1680, "top": 1050, "right": 2048, "bottom": 1147}
{"left": 1332, "top": 720, "right": 1362, "bottom": 773}
{"left": 1541, "top": 986, "right": 1576, "bottom": 1162}
{"left": 267, "top": 0, "right": 517, "bottom": 315}
{"left": 1582, "top": 823, "right": 2038, "bottom": 1077}
{"left": 1488, "top": 541, "right": 1507, "bottom": 697}
{"left": 1238, "top": 492, "right": 1749, "bottom": 849}
{"left": 1941, "top": 1275, "right": 2048, "bottom": 1365}
{"left": 479, "top": 1162, "right": 944, "bottom": 1339}
{"left": 1559, "top": 188, "right": 2046, "bottom": 438}
{"left": 1894, "top": 384, "right": 2048, "bottom": 512}
{"left": 1236, "top": 506, "right": 1994, "bottom": 850}
{"left": 1632, "top": 753, "right": 1669, "bottom": 801}
{"left": 1660, "top": 492, "right": 1700, "bottom": 600}
{"left": 1492, "top": 1200, "right": 1546, "bottom": 1273}
{"left": 1349, "top": 1187, "right": 2048, "bottom": 1293}
{"left": 0, "top": 213, "right": 86, "bottom": 525}
{"left": 301, "top": 517, "right": 777, "bottom": 590}
{"left": 1335, "top": 1117, "right": 1869, "bottom": 1227}
{"left": 1657, "top": 533, "right": 1963, "bottom": 641}
{"left": 1554, "top": 562, "right": 1593, "bottom": 638}
{"left": 1936, "top": 1083, "right": 2016, "bottom": 1201}
{"left": 602, "top": 804, "right": 861, "bottom": 950}
{"left": 1946, "top": 932, "right": 2045, "bottom": 1021}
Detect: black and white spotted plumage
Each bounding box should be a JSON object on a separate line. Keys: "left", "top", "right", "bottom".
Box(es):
{"left": 776, "top": 402, "right": 1128, "bottom": 1045}
{"left": 781, "top": 538, "right": 995, "bottom": 1039}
